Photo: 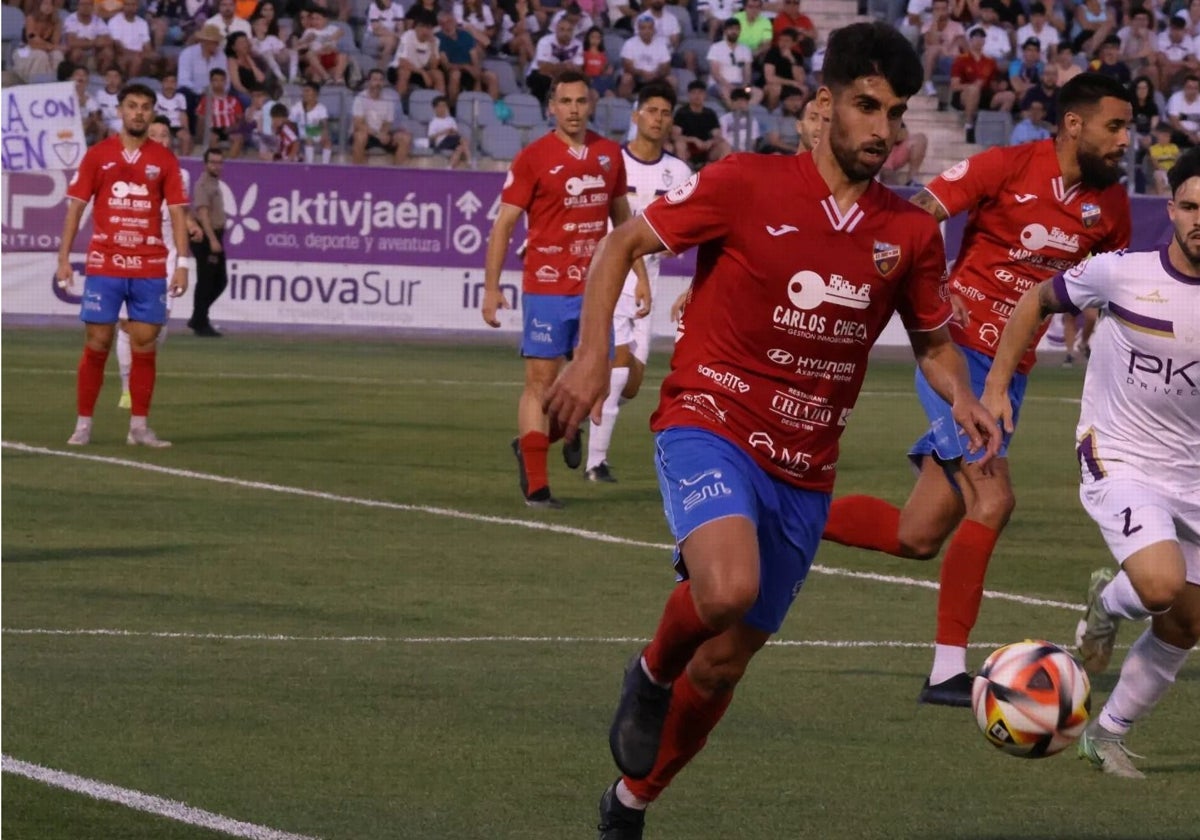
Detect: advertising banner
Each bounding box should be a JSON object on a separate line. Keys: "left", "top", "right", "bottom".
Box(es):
{"left": 1, "top": 83, "right": 87, "bottom": 172}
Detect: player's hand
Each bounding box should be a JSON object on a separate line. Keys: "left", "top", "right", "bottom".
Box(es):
{"left": 669, "top": 290, "right": 688, "bottom": 323}
{"left": 481, "top": 286, "right": 509, "bottom": 327}
{"left": 544, "top": 350, "right": 609, "bottom": 442}
{"left": 635, "top": 278, "right": 652, "bottom": 318}
{"left": 950, "top": 294, "right": 970, "bottom": 327}
{"left": 951, "top": 393, "right": 1002, "bottom": 471}
{"left": 169, "top": 266, "right": 189, "bottom": 298}
{"left": 188, "top": 220, "right": 204, "bottom": 241}
{"left": 980, "top": 383, "right": 1015, "bottom": 436}
{"left": 55, "top": 258, "right": 75, "bottom": 291}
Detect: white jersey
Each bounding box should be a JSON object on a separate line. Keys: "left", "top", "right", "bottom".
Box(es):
{"left": 619, "top": 144, "right": 692, "bottom": 296}
{"left": 1053, "top": 246, "right": 1200, "bottom": 496}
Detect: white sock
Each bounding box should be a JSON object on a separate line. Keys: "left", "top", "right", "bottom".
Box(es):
{"left": 130, "top": 415, "right": 147, "bottom": 432}
{"left": 321, "top": 147, "right": 331, "bottom": 164}
{"left": 1100, "top": 570, "right": 1159, "bottom": 621}
{"left": 586, "top": 366, "right": 629, "bottom": 470}
{"left": 116, "top": 328, "right": 132, "bottom": 393}
{"left": 305, "top": 144, "right": 315, "bottom": 163}
{"left": 929, "top": 644, "right": 968, "bottom": 684}
{"left": 1099, "top": 628, "right": 1190, "bottom": 736}
{"left": 615, "top": 778, "right": 648, "bottom": 811}
{"left": 74, "top": 416, "right": 93, "bottom": 433}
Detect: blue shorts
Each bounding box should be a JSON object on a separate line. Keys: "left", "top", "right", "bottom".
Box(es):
{"left": 909, "top": 345, "right": 1026, "bottom": 467}
{"left": 521, "top": 293, "right": 582, "bottom": 359}
{"left": 80, "top": 275, "right": 168, "bottom": 325}
{"left": 655, "top": 427, "right": 831, "bottom": 634}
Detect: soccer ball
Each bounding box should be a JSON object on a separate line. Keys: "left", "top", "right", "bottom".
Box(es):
{"left": 971, "top": 640, "right": 1091, "bottom": 759}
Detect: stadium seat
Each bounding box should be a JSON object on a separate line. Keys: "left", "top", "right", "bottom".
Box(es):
{"left": 603, "top": 32, "right": 627, "bottom": 61}
{"left": 673, "top": 67, "right": 695, "bottom": 99}
{"left": 456, "top": 91, "right": 498, "bottom": 130}
{"left": 503, "top": 92, "right": 543, "bottom": 128}
{"left": 319, "top": 86, "right": 349, "bottom": 150}
{"left": 485, "top": 57, "right": 520, "bottom": 96}
{"left": 680, "top": 35, "right": 710, "bottom": 76}
{"left": 400, "top": 116, "right": 436, "bottom": 155}
{"left": 976, "top": 110, "right": 1013, "bottom": 148}
{"left": 408, "top": 87, "right": 438, "bottom": 123}
{"left": 524, "top": 122, "right": 550, "bottom": 144}
{"left": 1, "top": 5, "right": 25, "bottom": 71}
{"left": 664, "top": 4, "right": 694, "bottom": 37}
{"left": 481, "top": 124, "right": 522, "bottom": 160}
{"left": 334, "top": 21, "right": 357, "bottom": 52}
{"left": 593, "top": 97, "right": 632, "bottom": 139}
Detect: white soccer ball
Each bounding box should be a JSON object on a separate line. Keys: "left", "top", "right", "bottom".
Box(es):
{"left": 971, "top": 640, "right": 1091, "bottom": 759}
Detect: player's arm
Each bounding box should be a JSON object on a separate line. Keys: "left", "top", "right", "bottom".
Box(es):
{"left": 910, "top": 326, "right": 1001, "bottom": 467}
{"left": 981, "top": 279, "right": 1067, "bottom": 432}
{"left": 482, "top": 202, "right": 522, "bottom": 327}
{"left": 544, "top": 216, "right": 665, "bottom": 437}
{"left": 168, "top": 203, "right": 191, "bottom": 297}
{"left": 55, "top": 198, "right": 88, "bottom": 289}
{"left": 909, "top": 187, "right": 950, "bottom": 221}
{"left": 610, "top": 195, "right": 652, "bottom": 314}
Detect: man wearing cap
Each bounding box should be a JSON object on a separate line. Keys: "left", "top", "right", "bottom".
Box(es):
{"left": 1016, "top": 2, "right": 1059, "bottom": 61}
{"left": 178, "top": 23, "right": 227, "bottom": 134}
{"left": 706, "top": 18, "right": 760, "bottom": 108}
{"left": 619, "top": 14, "right": 675, "bottom": 100}
{"left": 952, "top": 26, "right": 1015, "bottom": 143}
{"left": 919, "top": 0, "right": 965, "bottom": 97}
{"left": 1008, "top": 36, "right": 1043, "bottom": 99}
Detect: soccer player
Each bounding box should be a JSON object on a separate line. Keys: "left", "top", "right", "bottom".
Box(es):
{"left": 482, "top": 70, "right": 639, "bottom": 509}
{"left": 115, "top": 115, "right": 201, "bottom": 410}
{"left": 543, "top": 22, "right": 1000, "bottom": 836}
{"left": 821, "top": 72, "right": 1134, "bottom": 708}
{"left": 584, "top": 81, "right": 692, "bottom": 484}
{"left": 980, "top": 148, "right": 1200, "bottom": 779}
{"left": 57, "top": 83, "right": 191, "bottom": 448}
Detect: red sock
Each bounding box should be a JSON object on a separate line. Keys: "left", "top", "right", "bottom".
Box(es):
{"left": 129, "top": 349, "right": 157, "bottom": 418}
{"left": 76, "top": 346, "right": 109, "bottom": 417}
{"left": 519, "top": 431, "right": 550, "bottom": 495}
{"left": 642, "top": 581, "right": 716, "bottom": 685}
{"left": 623, "top": 673, "right": 733, "bottom": 803}
{"left": 935, "top": 519, "right": 1000, "bottom": 647}
{"left": 822, "top": 495, "right": 904, "bottom": 556}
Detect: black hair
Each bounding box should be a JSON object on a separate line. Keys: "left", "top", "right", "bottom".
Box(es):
{"left": 152, "top": 114, "right": 172, "bottom": 126}
{"left": 687, "top": 79, "right": 706, "bottom": 92}
{"left": 1028, "top": 0, "right": 1045, "bottom": 12}
{"left": 367, "top": 67, "right": 386, "bottom": 80}
{"left": 303, "top": 80, "right": 321, "bottom": 93}
{"left": 117, "top": 83, "right": 156, "bottom": 104}
{"left": 270, "top": 102, "right": 289, "bottom": 117}
{"left": 584, "top": 24, "right": 605, "bottom": 50}
{"left": 432, "top": 94, "right": 449, "bottom": 107}
{"left": 1168, "top": 145, "right": 1200, "bottom": 195}
{"left": 225, "top": 30, "right": 249, "bottom": 57}
{"left": 209, "top": 67, "right": 228, "bottom": 79}
{"left": 550, "top": 69, "right": 589, "bottom": 96}
{"left": 636, "top": 79, "right": 676, "bottom": 109}
{"left": 203, "top": 147, "right": 224, "bottom": 161}
{"left": 1129, "top": 5, "right": 1151, "bottom": 19}
{"left": 821, "top": 21, "right": 922, "bottom": 99}
{"left": 1056, "top": 71, "right": 1132, "bottom": 127}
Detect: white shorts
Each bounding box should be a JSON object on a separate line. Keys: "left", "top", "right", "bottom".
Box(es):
{"left": 1080, "top": 477, "right": 1200, "bottom": 585}
{"left": 613, "top": 293, "right": 651, "bottom": 365}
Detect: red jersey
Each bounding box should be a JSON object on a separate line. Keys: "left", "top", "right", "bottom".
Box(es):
{"left": 951, "top": 52, "right": 997, "bottom": 85}
{"left": 197, "top": 93, "right": 244, "bottom": 129}
{"left": 500, "top": 129, "right": 627, "bottom": 295}
{"left": 274, "top": 121, "right": 300, "bottom": 161}
{"left": 644, "top": 153, "right": 951, "bottom": 491}
{"left": 926, "top": 139, "right": 1131, "bottom": 373}
{"left": 67, "top": 135, "right": 189, "bottom": 279}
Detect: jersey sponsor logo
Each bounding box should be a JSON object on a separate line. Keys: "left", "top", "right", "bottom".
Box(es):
{"left": 696, "top": 363, "right": 750, "bottom": 393}
{"left": 747, "top": 430, "right": 811, "bottom": 475}
{"left": 681, "top": 392, "right": 728, "bottom": 424}
{"left": 791, "top": 355, "right": 856, "bottom": 382}
{"left": 1012, "top": 193, "right": 1037, "bottom": 204}
{"left": 549, "top": 165, "right": 564, "bottom": 174}
{"left": 786, "top": 271, "right": 872, "bottom": 311}
{"left": 1136, "top": 290, "right": 1169, "bottom": 303}
{"left": 569, "top": 238, "right": 598, "bottom": 257}
{"left": 959, "top": 284, "right": 986, "bottom": 302}
{"left": 114, "top": 230, "right": 144, "bottom": 247}
{"left": 567, "top": 266, "right": 584, "bottom": 283}
{"left": 535, "top": 265, "right": 560, "bottom": 282}
{"left": 940, "top": 159, "right": 969, "bottom": 181}
{"left": 765, "top": 224, "right": 799, "bottom": 237}
{"left": 535, "top": 245, "right": 563, "bottom": 254}
{"left": 873, "top": 241, "right": 900, "bottom": 277}
{"left": 100, "top": 162, "right": 116, "bottom": 171}
{"left": 678, "top": 468, "right": 733, "bottom": 513}
{"left": 111, "top": 180, "right": 149, "bottom": 198}
{"left": 767, "top": 348, "right": 794, "bottom": 365}
{"left": 1019, "top": 223, "right": 1080, "bottom": 254}
{"left": 978, "top": 322, "right": 1001, "bottom": 347}
{"left": 1127, "top": 351, "right": 1197, "bottom": 389}
{"left": 111, "top": 253, "right": 144, "bottom": 269}
{"left": 769, "top": 389, "right": 835, "bottom": 429}
{"left": 1081, "top": 202, "right": 1101, "bottom": 228}
{"left": 665, "top": 172, "right": 699, "bottom": 204}
{"left": 87, "top": 250, "right": 105, "bottom": 266}
{"left": 565, "top": 174, "right": 607, "bottom": 196}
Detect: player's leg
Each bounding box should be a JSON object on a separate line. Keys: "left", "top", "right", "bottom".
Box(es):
{"left": 586, "top": 298, "right": 639, "bottom": 480}
{"left": 116, "top": 319, "right": 133, "bottom": 408}
{"left": 515, "top": 355, "right": 563, "bottom": 505}
{"left": 124, "top": 279, "right": 172, "bottom": 447}
{"left": 70, "top": 276, "right": 124, "bottom": 445}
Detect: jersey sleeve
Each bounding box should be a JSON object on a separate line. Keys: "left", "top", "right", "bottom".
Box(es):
{"left": 924, "top": 145, "right": 1010, "bottom": 219}
{"left": 500, "top": 147, "right": 537, "bottom": 211}
{"left": 896, "top": 216, "right": 953, "bottom": 332}
{"left": 1050, "top": 251, "right": 1118, "bottom": 312}
{"left": 640, "top": 156, "right": 740, "bottom": 255}
{"left": 66, "top": 146, "right": 100, "bottom": 203}
{"left": 162, "top": 154, "right": 189, "bottom": 207}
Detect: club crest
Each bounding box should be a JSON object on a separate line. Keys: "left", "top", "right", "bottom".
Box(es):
{"left": 873, "top": 240, "right": 901, "bottom": 276}
{"left": 598, "top": 154, "right": 611, "bottom": 172}
{"left": 1081, "top": 202, "right": 1101, "bottom": 228}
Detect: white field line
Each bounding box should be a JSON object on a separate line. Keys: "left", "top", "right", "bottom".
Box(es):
{"left": 1, "top": 367, "right": 1084, "bottom": 403}
{"left": 2, "top": 627, "right": 1095, "bottom": 649}
{"left": 1, "top": 755, "right": 322, "bottom": 840}
{"left": 1, "top": 441, "right": 1082, "bottom": 613}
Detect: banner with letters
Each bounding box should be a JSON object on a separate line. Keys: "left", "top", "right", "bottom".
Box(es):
{"left": 1, "top": 83, "right": 87, "bottom": 172}
{"left": 1, "top": 160, "right": 1174, "bottom": 344}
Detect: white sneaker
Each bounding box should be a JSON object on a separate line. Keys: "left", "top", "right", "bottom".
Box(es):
{"left": 922, "top": 81, "right": 937, "bottom": 97}
{"left": 1078, "top": 722, "right": 1146, "bottom": 780}
{"left": 127, "top": 427, "right": 172, "bottom": 448}
{"left": 67, "top": 427, "right": 91, "bottom": 446}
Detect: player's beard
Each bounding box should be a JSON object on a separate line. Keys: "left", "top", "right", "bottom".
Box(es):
{"left": 1076, "top": 145, "right": 1123, "bottom": 189}
{"left": 126, "top": 123, "right": 148, "bottom": 138}
{"left": 1173, "top": 228, "right": 1200, "bottom": 268}
{"left": 829, "top": 127, "right": 888, "bottom": 183}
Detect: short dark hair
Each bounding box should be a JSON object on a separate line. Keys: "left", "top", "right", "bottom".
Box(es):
{"left": 1130, "top": 5, "right": 1151, "bottom": 19}
{"left": 303, "top": 80, "right": 321, "bottom": 93}
{"left": 162, "top": 71, "right": 177, "bottom": 81}
{"left": 270, "top": 102, "right": 289, "bottom": 117}
{"left": 636, "top": 79, "right": 676, "bottom": 109}
{"left": 209, "top": 67, "right": 228, "bottom": 79}
{"left": 550, "top": 69, "right": 589, "bottom": 96}
{"left": 432, "top": 94, "right": 449, "bottom": 107}
{"left": 1168, "top": 145, "right": 1200, "bottom": 195}
{"left": 723, "top": 16, "right": 740, "bottom": 29}
{"left": 821, "top": 20, "right": 922, "bottom": 99}
{"left": 152, "top": 114, "right": 171, "bottom": 126}
{"left": 367, "top": 67, "right": 385, "bottom": 80}
{"left": 1056, "top": 72, "right": 1132, "bottom": 126}
{"left": 117, "top": 83, "right": 156, "bottom": 104}
{"left": 1028, "top": 1, "right": 1046, "bottom": 13}
{"left": 730, "top": 87, "right": 750, "bottom": 100}
{"left": 203, "top": 147, "right": 223, "bottom": 162}
{"left": 412, "top": 9, "right": 436, "bottom": 25}
{"left": 687, "top": 79, "right": 706, "bottom": 92}
{"left": 778, "top": 27, "right": 799, "bottom": 40}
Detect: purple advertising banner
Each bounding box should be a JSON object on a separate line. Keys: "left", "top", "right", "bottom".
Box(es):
{"left": 1, "top": 164, "right": 1173, "bottom": 270}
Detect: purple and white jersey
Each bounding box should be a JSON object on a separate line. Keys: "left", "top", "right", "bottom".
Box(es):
{"left": 618, "top": 144, "right": 692, "bottom": 295}
{"left": 1052, "top": 246, "right": 1200, "bottom": 495}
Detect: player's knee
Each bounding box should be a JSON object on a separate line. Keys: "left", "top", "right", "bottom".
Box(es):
{"left": 968, "top": 486, "right": 1015, "bottom": 528}
{"left": 899, "top": 537, "right": 942, "bottom": 560}
{"left": 691, "top": 584, "right": 757, "bottom": 630}
{"left": 1133, "top": 572, "right": 1187, "bottom": 614}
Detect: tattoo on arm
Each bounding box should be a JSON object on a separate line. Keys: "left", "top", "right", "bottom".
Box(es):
{"left": 1037, "top": 278, "right": 1069, "bottom": 318}
{"left": 909, "top": 189, "right": 949, "bottom": 222}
